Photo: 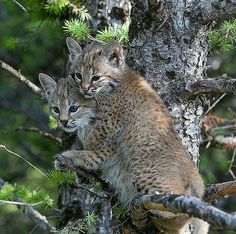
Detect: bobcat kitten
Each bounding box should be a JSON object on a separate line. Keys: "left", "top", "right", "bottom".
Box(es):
{"left": 39, "top": 42, "right": 207, "bottom": 233}
{"left": 39, "top": 73, "right": 96, "bottom": 133}
{"left": 66, "top": 37, "right": 123, "bottom": 98}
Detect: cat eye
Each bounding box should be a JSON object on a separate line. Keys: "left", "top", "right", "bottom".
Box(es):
{"left": 73, "top": 72, "right": 82, "bottom": 81}
{"left": 91, "top": 75, "right": 101, "bottom": 82}
{"left": 52, "top": 107, "right": 60, "bottom": 113}
{"left": 69, "top": 105, "right": 79, "bottom": 113}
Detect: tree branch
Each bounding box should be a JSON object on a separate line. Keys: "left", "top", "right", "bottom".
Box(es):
{"left": 204, "top": 181, "right": 236, "bottom": 202}
{"left": 0, "top": 59, "right": 42, "bottom": 97}
{"left": 0, "top": 127, "right": 62, "bottom": 145}
{"left": 185, "top": 77, "right": 236, "bottom": 96}
{"left": 194, "top": 0, "right": 236, "bottom": 24}
{"left": 141, "top": 193, "right": 236, "bottom": 231}
{"left": 0, "top": 178, "right": 56, "bottom": 233}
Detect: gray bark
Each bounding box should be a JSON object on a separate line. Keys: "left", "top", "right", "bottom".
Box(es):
{"left": 85, "top": 0, "right": 131, "bottom": 31}
{"left": 128, "top": 0, "right": 210, "bottom": 164}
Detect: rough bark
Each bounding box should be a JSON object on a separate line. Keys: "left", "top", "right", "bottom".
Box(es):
{"left": 192, "top": 0, "right": 236, "bottom": 23}
{"left": 128, "top": 0, "right": 211, "bottom": 164}
{"left": 85, "top": 0, "right": 131, "bottom": 31}
{"left": 142, "top": 193, "right": 236, "bottom": 231}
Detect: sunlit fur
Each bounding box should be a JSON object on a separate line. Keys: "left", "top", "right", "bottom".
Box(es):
{"left": 39, "top": 74, "right": 96, "bottom": 133}
{"left": 66, "top": 37, "right": 124, "bottom": 98}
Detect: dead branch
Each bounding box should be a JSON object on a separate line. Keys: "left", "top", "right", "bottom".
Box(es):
{"left": 141, "top": 193, "right": 236, "bottom": 231}
{"left": 186, "top": 77, "right": 236, "bottom": 96}
{"left": 0, "top": 178, "right": 56, "bottom": 233}
{"left": 204, "top": 181, "right": 236, "bottom": 202}
{"left": 193, "top": 0, "right": 236, "bottom": 23}
{"left": 0, "top": 127, "right": 62, "bottom": 145}
{"left": 0, "top": 59, "right": 42, "bottom": 97}
{"left": 214, "top": 135, "right": 236, "bottom": 147}
{"left": 24, "top": 206, "right": 57, "bottom": 233}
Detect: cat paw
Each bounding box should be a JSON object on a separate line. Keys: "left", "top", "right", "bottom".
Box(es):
{"left": 54, "top": 154, "right": 76, "bottom": 171}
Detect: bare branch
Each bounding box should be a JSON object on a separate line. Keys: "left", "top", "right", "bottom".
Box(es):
{"left": 0, "top": 127, "right": 62, "bottom": 145}
{"left": 186, "top": 77, "right": 236, "bottom": 96}
{"left": 0, "top": 200, "right": 44, "bottom": 206}
{"left": 214, "top": 135, "right": 236, "bottom": 147}
{"left": 0, "top": 60, "right": 42, "bottom": 97}
{"left": 12, "top": 0, "right": 28, "bottom": 13}
{"left": 204, "top": 181, "right": 236, "bottom": 202}
{"left": 25, "top": 206, "right": 57, "bottom": 233}
{"left": 0, "top": 178, "right": 56, "bottom": 233}
{"left": 194, "top": 0, "right": 236, "bottom": 23}
{"left": 141, "top": 193, "right": 236, "bottom": 231}
{"left": 0, "top": 144, "right": 48, "bottom": 178}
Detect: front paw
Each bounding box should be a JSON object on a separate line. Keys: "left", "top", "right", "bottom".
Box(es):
{"left": 54, "top": 154, "right": 76, "bottom": 171}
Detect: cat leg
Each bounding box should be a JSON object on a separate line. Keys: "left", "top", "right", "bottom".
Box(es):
{"left": 54, "top": 146, "right": 115, "bottom": 171}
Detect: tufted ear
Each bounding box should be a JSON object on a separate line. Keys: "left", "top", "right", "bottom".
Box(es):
{"left": 38, "top": 73, "right": 57, "bottom": 99}
{"left": 66, "top": 37, "right": 82, "bottom": 62}
{"left": 101, "top": 41, "right": 124, "bottom": 67}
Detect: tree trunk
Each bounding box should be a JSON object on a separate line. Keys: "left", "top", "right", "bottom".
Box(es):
{"left": 128, "top": 0, "right": 210, "bottom": 164}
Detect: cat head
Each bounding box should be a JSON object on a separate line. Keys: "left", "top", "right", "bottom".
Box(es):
{"left": 39, "top": 73, "right": 96, "bottom": 133}
{"left": 66, "top": 37, "right": 126, "bottom": 98}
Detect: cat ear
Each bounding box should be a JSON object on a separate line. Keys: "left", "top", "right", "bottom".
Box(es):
{"left": 66, "top": 37, "right": 82, "bottom": 62}
{"left": 101, "top": 41, "right": 124, "bottom": 67}
{"left": 38, "top": 73, "right": 57, "bottom": 99}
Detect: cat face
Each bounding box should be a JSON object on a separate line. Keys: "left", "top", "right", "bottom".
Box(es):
{"left": 66, "top": 37, "right": 126, "bottom": 98}
{"left": 39, "top": 73, "right": 96, "bottom": 132}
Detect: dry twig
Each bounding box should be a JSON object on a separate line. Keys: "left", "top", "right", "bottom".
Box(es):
{"left": 0, "top": 59, "right": 42, "bottom": 97}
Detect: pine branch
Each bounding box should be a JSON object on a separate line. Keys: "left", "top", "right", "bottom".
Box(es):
{"left": 0, "top": 127, "right": 62, "bottom": 145}
{"left": 194, "top": 0, "right": 236, "bottom": 23}
{"left": 0, "top": 178, "right": 56, "bottom": 233}
{"left": 185, "top": 77, "right": 236, "bottom": 96}
{"left": 140, "top": 193, "right": 236, "bottom": 231}
{"left": 0, "top": 60, "right": 42, "bottom": 97}
{"left": 204, "top": 181, "right": 236, "bottom": 202}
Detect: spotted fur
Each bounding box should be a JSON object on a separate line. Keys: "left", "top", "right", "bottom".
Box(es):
{"left": 41, "top": 42, "right": 208, "bottom": 233}
{"left": 66, "top": 37, "right": 124, "bottom": 98}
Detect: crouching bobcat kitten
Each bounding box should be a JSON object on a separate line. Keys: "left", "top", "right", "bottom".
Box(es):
{"left": 39, "top": 42, "right": 208, "bottom": 233}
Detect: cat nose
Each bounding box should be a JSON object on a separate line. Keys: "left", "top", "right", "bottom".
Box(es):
{"left": 82, "top": 86, "right": 90, "bottom": 92}
{"left": 82, "top": 88, "right": 89, "bottom": 92}
{"left": 60, "top": 119, "right": 68, "bottom": 126}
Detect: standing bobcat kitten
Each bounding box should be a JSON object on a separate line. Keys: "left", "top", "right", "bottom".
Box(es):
{"left": 40, "top": 42, "right": 208, "bottom": 233}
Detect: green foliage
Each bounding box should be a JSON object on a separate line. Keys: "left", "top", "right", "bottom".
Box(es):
{"left": 44, "top": 0, "right": 69, "bottom": 15}
{"left": 209, "top": 19, "right": 236, "bottom": 54}
{"left": 47, "top": 169, "right": 76, "bottom": 187}
{"left": 85, "top": 211, "right": 98, "bottom": 226}
{"left": 96, "top": 23, "right": 129, "bottom": 45}
{"left": 0, "top": 184, "right": 15, "bottom": 200}
{"left": 113, "top": 204, "right": 126, "bottom": 220}
{"left": 57, "top": 211, "right": 98, "bottom": 233}
{"left": 0, "top": 183, "right": 54, "bottom": 208}
{"left": 49, "top": 115, "right": 58, "bottom": 129}
{"left": 63, "top": 19, "right": 91, "bottom": 41}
